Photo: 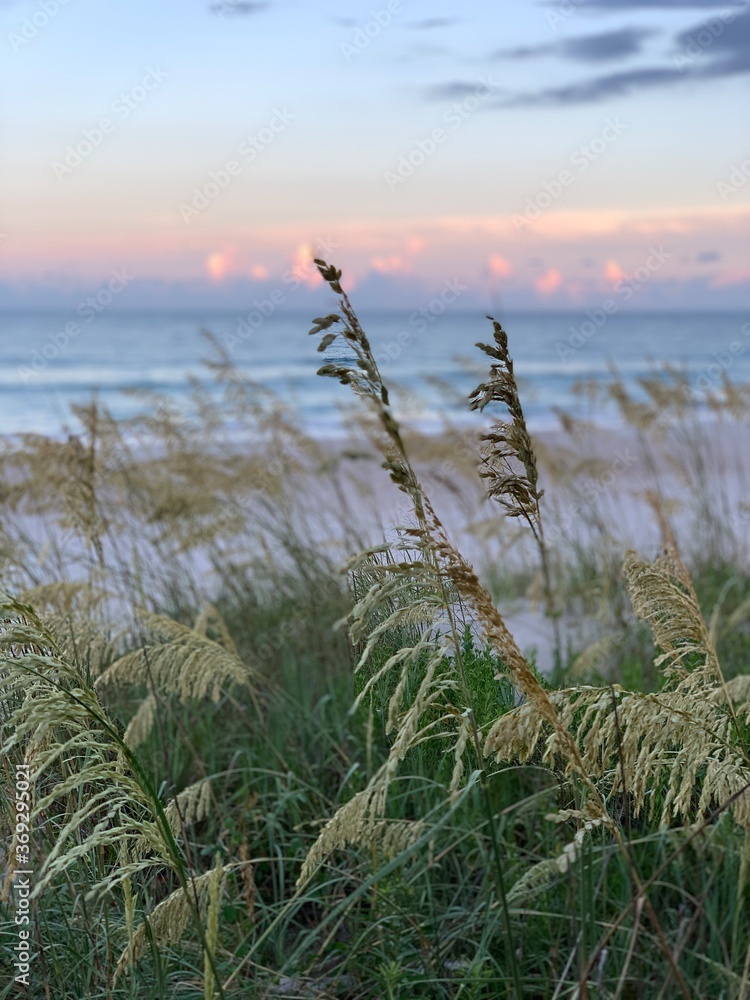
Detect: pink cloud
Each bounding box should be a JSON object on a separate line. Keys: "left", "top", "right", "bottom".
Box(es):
{"left": 371, "top": 254, "right": 408, "bottom": 274}
{"left": 6, "top": 204, "right": 748, "bottom": 311}
{"left": 711, "top": 268, "right": 750, "bottom": 287}
{"left": 288, "top": 243, "right": 323, "bottom": 288}
{"left": 487, "top": 253, "right": 513, "bottom": 278}
{"left": 535, "top": 267, "right": 563, "bottom": 296}
{"left": 604, "top": 259, "right": 626, "bottom": 284}
{"left": 205, "top": 249, "right": 236, "bottom": 282}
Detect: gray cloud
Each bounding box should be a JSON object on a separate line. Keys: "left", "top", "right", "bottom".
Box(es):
{"left": 496, "top": 26, "right": 655, "bottom": 62}
{"left": 507, "top": 66, "right": 682, "bottom": 106}
{"left": 427, "top": 66, "right": 678, "bottom": 105}
{"left": 430, "top": 8, "right": 750, "bottom": 107}
{"left": 697, "top": 251, "right": 722, "bottom": 262}
{"left": 558, "top": 0, "right": 744, "bottom": 7}
{"left": 426, "top": 81, "right": 509, "bottom": 100}
{"left": 337, "top": 15, "right": 459, "bottom": 30}
{"left": 407, "top": 18, "right": 461, "bottom": 29}
{"left": 209, "top": 1, "right": 270, "bottom": 15}
{"left": 676, "top": 7, "right": 750, "bottom": 75}
{"left": 565, "top": 26, "right": 657, "bottom": 59}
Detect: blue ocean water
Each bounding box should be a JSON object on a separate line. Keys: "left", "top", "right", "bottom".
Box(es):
{"left": 1, "top": 309, "right": 748, "bottom": 437}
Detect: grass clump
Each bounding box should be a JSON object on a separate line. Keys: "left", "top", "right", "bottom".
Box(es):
{"left": 1, "top": 263, "right": 749, "bottom": 997}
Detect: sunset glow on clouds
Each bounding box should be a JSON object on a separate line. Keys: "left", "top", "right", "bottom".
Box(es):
{"left": 605, "top": 260, "right": 627, "bottom": 284}
{"left": 487, "top": 254, "right": 513, "bottom": 278}
{"left": 288, "top": 244, "right": 324, "bottom": 289}
{"left": 206, "top": 250, "right": 235, "bottom": 282}
{"left": 371, "top": 255, "right": 409, "bottom": 275}
{"left": 1, "top": 0, "right": 747, "bottom": 310}
{"left": 535, "top": 268, "right": 564, "bottom": 297}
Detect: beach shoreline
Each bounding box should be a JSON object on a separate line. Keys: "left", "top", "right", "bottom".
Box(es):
{"left": 3, "top": 411, "right": 747, "bottom": 674}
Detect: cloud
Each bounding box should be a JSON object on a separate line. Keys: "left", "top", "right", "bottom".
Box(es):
{"left": 407, "top": 18, "right": 461, "bottom": 29}
{"left": 370, "top": 253, "right": 408, "bottom": 274}
{"left": 487, "top": 253, "right": 514, "bottom": 278}
{"left": 496, "top": 27, "right": 656, "bottom": 63}
{"left": 428, "top": 67, "right": 678, "bottom": 106}
{"left": 205, "top": 249, "right": 237, "bottom": 281}
{"left": 288, "top": 244, "right": 323, "bottom": 288}
{"left": 450, "top": 9, "right": 750, "bottom": 108}
{"left": 557, "top": 25, "right": 656, "bottom": 59}
{"left": 535, "top": 267, "right": 564, "bottom": 295}
{"left": 557, "top": 0, "right": 739, "bottom": 7}
{"left": 209, "top": 1, "right": 270, "bottom": 16}
{"left": 604, "top": 260, "right": 627, "bottom": 283}
{"left": 696, "top": 250, "right": 722, "bottom": 262}
{"left": 509, "top": 66, "right": 683, "bottom": 105}
{"left": 426, "top": 81, "right": 510, "bottom": 101}
{"left": 676, "top": 8, "right": 750, "bottom": 76}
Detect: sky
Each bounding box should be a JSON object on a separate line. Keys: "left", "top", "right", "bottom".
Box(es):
{"left": 1, "top": 0, "right": 749, "bottom": 310}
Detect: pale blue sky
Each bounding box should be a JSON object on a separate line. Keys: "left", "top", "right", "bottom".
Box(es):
{"left": 2, "top": 0, "right": 748, "bottom": 307}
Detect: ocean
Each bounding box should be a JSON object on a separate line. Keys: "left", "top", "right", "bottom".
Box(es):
{"left": 1, "top": 309, "right": 747, "bottom": 437}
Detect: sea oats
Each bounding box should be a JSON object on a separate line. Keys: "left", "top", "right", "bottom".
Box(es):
{"left": 123, "top": 692, "right": 158, "bottom": 749}
{"left": 114, "top": 861, "right": 230, "bottom": 982}
{"left": 469, "top": 320, "right": 543, "bottom": 526}
{"left": 469, "top": 317, "right": 562, "bottom": 669}
{"left": 299, "top": 263, "right": 615, "bottom": 889}
{"left": 96, "top": 610, "right": 259, "bottom": 706}
{"left": 486, "top": 540, "right": 750, "bottom": 829}
{"left": 0, "top": 597, "right": 171, "bottom": 901}
{"left": 164, "top": 777, "right": 214, "bottom": 836}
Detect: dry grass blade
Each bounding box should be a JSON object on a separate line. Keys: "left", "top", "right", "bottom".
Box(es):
{"left": 114, "top": 861, "right": 232, "bottom": 982}
{"left": 0, "top": 596, "right": 171, "bottom": 900}
{"left": 469, "top": 319, "right": 542, "bottom": 526}
{"left": 486, "top": 537, "right": 750, "bottom": 830}
{"left": 623, "top": 548, "right": 720, "bottom": 688}
{"left": 96, "top": 610, "right": 260, "bottom": 706}
{"left": 469, "top": 317, "right": 562, "bottom": 667}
